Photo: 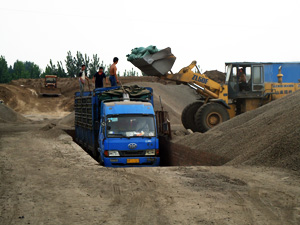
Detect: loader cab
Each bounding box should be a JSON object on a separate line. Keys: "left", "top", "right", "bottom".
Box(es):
{"left": 225, "top": 63, "right": 264, "bottom": 99}
{"left": 45, "top": 75, "right": 58, "bottom": 88}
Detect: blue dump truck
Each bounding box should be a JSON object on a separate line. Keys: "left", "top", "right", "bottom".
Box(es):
{"left": 74, "top": 85, "right": 163, "bottom": 167}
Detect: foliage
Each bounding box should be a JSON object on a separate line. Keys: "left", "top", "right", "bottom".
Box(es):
{"left": 65, "top": 51, "right": 78, "bottom": 77}
{"left": 193, "top": 64, "right": 202, "bottom": 74}
{"left": 24, "top": 61, "right": 41, "bottom": 79}
{"left": 0, "top": 56, "right": 9, "bottom": 83}
{"left": 123, "top": 68, "right": 139, "bottom": 77}
{"left": 41, "top": 60, "right": 67, "bottom": 78}
{"left": 89, "top": 54, "right": 100, "bottom": 77}
{"left": 65, "top": 51, "right": 91, "bottom": 78}
{"left": 0, "top": 56, "right": 41, "bottom": 83}
{"left": 42, "top": 59, "right": 57, "bottom": 77}
{"left": 0, "top": 51, "right": 142, "bottom": 83}
{"left": 57, "top": 61, "right": 67, "bottom": 77}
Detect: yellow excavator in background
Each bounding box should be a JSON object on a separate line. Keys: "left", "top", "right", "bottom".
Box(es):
{"left": 129, "top": 47, "right": 300, "bottom": 132}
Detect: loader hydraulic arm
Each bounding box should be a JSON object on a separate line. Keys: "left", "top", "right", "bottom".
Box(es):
{"left": 128, "top": 47, "right": 228, "bottom": 103}
{"left": 163, "top": 61, "right": 223, "bottom": 100}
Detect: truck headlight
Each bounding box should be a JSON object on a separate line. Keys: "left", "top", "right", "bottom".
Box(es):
{"left": 145, "top": 149, "right": 155, "bottom": 156}
{"left": 108, "top": 150, "right": 120, "bottom": 157}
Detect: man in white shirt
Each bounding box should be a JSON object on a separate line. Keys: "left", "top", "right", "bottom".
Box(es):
{"left": 79, "top": 64, "right": 89, "bottom": 96}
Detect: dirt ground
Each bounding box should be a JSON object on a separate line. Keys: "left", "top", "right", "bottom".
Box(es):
{"left": 0, "top": 76, "right": 300, "bottom": 224}
{"left": 1, "top": 121, "right": 299, "bottom": 225}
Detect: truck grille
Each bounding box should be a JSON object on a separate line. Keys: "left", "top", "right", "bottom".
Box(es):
{"left": 119, "top": 151, "right": 145, "bottom": 157}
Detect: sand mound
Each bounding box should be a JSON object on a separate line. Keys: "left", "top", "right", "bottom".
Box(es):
{"left": 125, "top": 82, "right": 199, "bottom": 124}
{"left": 0, "top": 104, "right": 29, "bottom": 123}
{"left": 204, "top": 70, "right": 226, "bottom": 84}
{"left": 176, "top": 90, "right": 300, "bottom": 171}
{"left": 58, "top": 111, "right": 75, "bottom": 127}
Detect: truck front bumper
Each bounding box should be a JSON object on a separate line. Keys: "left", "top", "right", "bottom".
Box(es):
{"left": 103, "top": 157, "right": 160, "bottom": 167}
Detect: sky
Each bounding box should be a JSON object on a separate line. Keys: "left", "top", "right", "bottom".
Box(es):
{"left": 1, "top": 0, "right": 300, "bottom": 75}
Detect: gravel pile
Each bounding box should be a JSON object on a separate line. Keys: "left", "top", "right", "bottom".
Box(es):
{"left": 175, "top": 90, "right": 300, "bottom": 171}
{"left": 0, "top": 104, "right": 28, "bottom": 123}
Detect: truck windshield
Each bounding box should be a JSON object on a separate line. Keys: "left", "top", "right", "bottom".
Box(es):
{"left": 46, "top": 77, "right": 56, "bottom": 83}
{"left": 106, "top": 115, "right": 156, "bottom": 138}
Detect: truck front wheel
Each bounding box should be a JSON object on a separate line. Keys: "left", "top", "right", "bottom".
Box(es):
{"left": 195, "top": 102, "right": 229, "bottom": 133}
{"left": 181, "top": 101, "right": 203, "bottom": 132}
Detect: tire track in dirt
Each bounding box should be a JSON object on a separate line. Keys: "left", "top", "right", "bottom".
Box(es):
{"left": 248, "top": 187, "right": 281, "bottom": 224}
{"left": 104, "top": 169, "right": 171, "bottom": 225}
{"left": 230, "top": 191, "right": 254, "bottom": 225}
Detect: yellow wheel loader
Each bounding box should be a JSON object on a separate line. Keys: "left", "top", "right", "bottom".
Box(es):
{"left": 40, "top": 75, "right": 61, "bottom": 96}
{"left": 129, "top": 47, "right": 300, "bottom": 132}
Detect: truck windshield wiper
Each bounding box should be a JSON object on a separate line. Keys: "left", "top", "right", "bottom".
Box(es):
{"left": 108, "top": 133, "right": 128, "bottom": 138}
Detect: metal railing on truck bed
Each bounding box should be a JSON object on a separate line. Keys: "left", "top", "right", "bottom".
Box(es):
{"left": 74, "top": 96, "right": 98, "bottom": 154}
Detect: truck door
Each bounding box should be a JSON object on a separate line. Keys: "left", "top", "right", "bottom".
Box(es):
{"left": 251, "top": 65, "right": 264, "bottom": 92}
{"left": 99, "top": 117, "right": 105, "bottom": 151}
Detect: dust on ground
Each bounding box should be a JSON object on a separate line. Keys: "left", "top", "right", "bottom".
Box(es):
{"left": 0, "top": 76, "right": 300, "bottom": 225}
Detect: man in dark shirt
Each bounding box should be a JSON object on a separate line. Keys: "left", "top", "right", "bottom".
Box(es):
{"left": 93, "top": 67, "right": 107, "bottom": 89}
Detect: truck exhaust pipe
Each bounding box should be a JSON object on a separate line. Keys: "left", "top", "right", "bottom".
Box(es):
{"left": 277, "top": 66, "right": 283, "bottom": 83}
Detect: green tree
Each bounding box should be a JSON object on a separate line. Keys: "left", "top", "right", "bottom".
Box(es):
{"left": 65, "top": 51, "right": 77, "bottom": 77}
{"left": 7, "top": 66, "right": 13, "bottom": 81}
{"left": 57, "top": 61, "right": 67, "bottom": 77}
{"left": 24, "top": 61, "right": 41, "bottom": 79}
{"left": 0, "top": 56, "right": 9, "bottom": 83}
{"left": 42, "top": 59, "right": 57, "bottom": 77}
{"left": 74, "top": 51, "right": 84, "bottom": 71}
{"left": 123, "top": 68, "right": 139, "bottom": 77}
{"left": 89, "top": 54, "right": 100, "bottom": 77}
{"left": 193, "top": 64, "right": 202, "bottom": 74}
{"left": 103, "top": 63, "right": 111, "bottom": 76}
{"left": 12, "top": 60, "right": 30, "bottom": 79}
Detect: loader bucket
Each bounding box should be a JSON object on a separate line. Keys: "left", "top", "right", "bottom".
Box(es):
{"left": 129, "top": 47, "right": 176, "bottom": 76}
{"left": 40, "top": 87, "right": 61, "bottom": 96}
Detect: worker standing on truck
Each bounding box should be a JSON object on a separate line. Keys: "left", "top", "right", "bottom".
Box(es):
{"left": 109, "top": 57, "right": 119, "bottom": 86}
{"left": 93, "top": 67, "right": 107, "bottom": 89}
{"left": 79, "top": 64, "right": 89, "bottom": 96}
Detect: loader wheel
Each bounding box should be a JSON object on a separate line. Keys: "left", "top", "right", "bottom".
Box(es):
{"left": 181, "top": 101, "right": 203, "bottom": 132}
{"left": 195, "top": 102, "right": 229, "bottom": 133}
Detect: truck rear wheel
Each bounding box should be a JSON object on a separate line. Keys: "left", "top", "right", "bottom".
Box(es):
{"left": 181, "top": 101, "right": 203, "bottom": 132}
{"left": 195, "top": 102, "right": 229, "bottom": 133}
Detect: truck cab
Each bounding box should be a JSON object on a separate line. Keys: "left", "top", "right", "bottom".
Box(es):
{"left": 99, "top": 101, "right": 159, "bottom": 167}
